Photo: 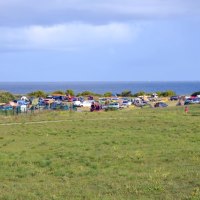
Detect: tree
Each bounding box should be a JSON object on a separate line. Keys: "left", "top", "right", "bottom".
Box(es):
{"left": 161, "top": 90, "right": 176, "bottom": 97}
{"left": 66, "top": 89, "right": 75, "bottom": 96}
{"left": 0, "top": 91, "right": 15, "bottom": 103}
{"left": 191, "top": 91, "right": 200, "bottom": 96}
{"left": 28, "top": 90, "right": 46, "bottom": 98}
{"left": 79, "top": 91, "right": 93, "bottom": 96}
{"left": 133, "top": 91, "right": 146, "bottom": 97}
{"left": 77, "top": 91, "right": 102, "bottom": 97}
{"left": 104, "top": 92, "right": 112, "bottom": 97}
{"left": 121, "top": 90, "right": 132, "bottom": 97}
{"left": 52, "top": 90, "right": 65, "bottom": 95}
{"left": 155, "top": 91, "right": 162, "bottom": 97}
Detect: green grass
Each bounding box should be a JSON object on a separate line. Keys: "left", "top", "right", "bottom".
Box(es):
{"left": 0, "top": 105, "right": 200, "bottom": 199}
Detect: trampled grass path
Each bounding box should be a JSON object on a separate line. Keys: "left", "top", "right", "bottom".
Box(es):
{"left": 0, "top": 117, "right": 122, "bottom": 126}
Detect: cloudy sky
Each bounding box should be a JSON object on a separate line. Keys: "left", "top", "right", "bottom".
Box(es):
{"left": 1, "top": 0, "right": 200, "bottom": 81}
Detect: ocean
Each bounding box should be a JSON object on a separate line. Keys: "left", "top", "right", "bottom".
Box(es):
{"left": 0, "top": 82, "right": 200, "bottom": 95}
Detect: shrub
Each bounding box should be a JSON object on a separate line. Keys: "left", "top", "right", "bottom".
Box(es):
{"left": 0, "top": 91, "right": 15, "bottom": 103}
{"left": 52, "top": 90, "right": 65, "bottom": 95}
{"left": 28, "top": 90, "right": 46, "bottom": 98}
{"left": 77, "top": 91, "right": 102, "bottom": 97}
{"left": 121, "top": 90, "right": 132, "bottom": 97}
{"left": 154, "top": 91, "right": 161, "bottom": 97}
{"left": 66, "top": 89, "right": 75, "bottom": 96}
{"left": 191, "top": 91, "right": 200, "bottom": 96}
{"left": 104, "top": 92, "right": 112, "bottom": 97}
{"left": 79, "top": 91, "right": 93, "bottom": 96}
{"left": 161, "top": 90, "right": 176, "bottom": 97}
{"left": 133, "top": 91, "right": 146, "bottom": 97}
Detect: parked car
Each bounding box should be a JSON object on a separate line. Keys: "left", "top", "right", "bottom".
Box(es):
{"left": 106, "top": 102, "right": 120, "bottom": 109}
{"left": 154, "top": 102, "right": 168, "bottom": 108}
{"left": 133, "top": 98, "right": 148, "bottom": 107}
{"left": 82, "top": 100, "right": 94, "bottom": 107}
{"left": 184, "top": 98, "right": 200, "bottom": 105}
{"left": 52, "top": 95, "right": 66, "bottom": 101}
{"left": 102, "top": 102, "right": 119, "bottom": 109}
{"left": 111, "top": 97, "right": 119, "bottom": 101}
{"left": 121, "top": 100, "right": 131, "bottom": 108}
{"left": 192, "top": 98, "right": 200, "bottom": 104}
{"left": 73, "top": 101, "right": 83, "bottom": 107}
{"left": 0, "top": 105, "right": 13, "bottom": 111}
{"left": 184, "top": 98, "right": 192, "bottom": 105}
{"left": 170, "top": 96, "right": 179, "bottom": 101}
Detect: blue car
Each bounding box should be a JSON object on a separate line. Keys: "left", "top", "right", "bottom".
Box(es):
{"left": 154, "top": 102, "right": 168, "bottom": 108}
{"left": 0, "top": 105, "right": 13, "bottom": 111}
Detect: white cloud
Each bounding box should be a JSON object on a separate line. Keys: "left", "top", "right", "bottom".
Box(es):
{"left": 0, "top": 0, "right": 199, "bottom": 26}
{"left": 0, "top": 0, "right": 198, "bottom": 52}
{"left": 0, "top": 23, "right": 140, "bottom": 51}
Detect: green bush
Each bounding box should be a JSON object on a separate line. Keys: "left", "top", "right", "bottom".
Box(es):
{"left": 191, "top": 91, "right": 200, "bottom": 96}
{"left": 161, "top": 90, "right": 176, "bottom": 97}
{"left": 66, "top": 89, "right": 75, "bottom": 96}
{"left": 79, "top": 91, "right": 93, "bottom": 96}
{"left": 28, "top": 90, "right": 46, "bottom": 98}
{"left": 52, "top": 90, "right": 65, "bottom": 95}
{"left": 133, "top": 91, "right": 146, "bottom": 97}
{"left": 104, "top": 92, "right": 112, "bottom": 97}
{"left": 121, "top": 90, "right": 132, "bottom": 97}
{"left": 77, "top": 91, "right": 102, "bottom": 97}
{"left": 0, "top": 91, "right": 15, "bottom": 103}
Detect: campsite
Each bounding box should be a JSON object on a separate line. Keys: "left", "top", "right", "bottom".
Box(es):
{"left": 1, "top": 90, "right": 200, "bottom": 199}
{"left": 0, "top": 89, "right": 199, "bottom": 115}
{"left": 1, "top": 0, "right": 200, "bottom": 199}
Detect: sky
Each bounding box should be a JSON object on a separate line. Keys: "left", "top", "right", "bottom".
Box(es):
{"left": 0, "top": 0, "right": 200, "bottom": 81}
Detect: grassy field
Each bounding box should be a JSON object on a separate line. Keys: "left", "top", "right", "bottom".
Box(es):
{"left": 0, "top": 105, "right": 200, "bottom": 200}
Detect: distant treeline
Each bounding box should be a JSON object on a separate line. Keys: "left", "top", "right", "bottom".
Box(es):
{"left": 1, "top": 90, "right": 200, "bottom": 103}
{"left": 24, "top": 89, "right": 178, "bottom": 98}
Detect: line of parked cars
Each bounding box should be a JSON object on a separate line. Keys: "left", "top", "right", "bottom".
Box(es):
{"left": 184, "top": 97, "right": 200, "bottom": 105}
{"left": 169, "top": 95, "right": 200, "bottom": 105}
{"left": 3, "top": 93, "right": 200, "bottom": 114}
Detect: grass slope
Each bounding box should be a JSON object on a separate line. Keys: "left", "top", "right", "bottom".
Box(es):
{"left": 0, "top": 106, "right": 200, "bottom": 200}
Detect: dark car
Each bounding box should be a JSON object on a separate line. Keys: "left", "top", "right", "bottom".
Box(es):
{"left": 154, "top": 102, "right": 168, "bottom": 108}
{"left": 170, "top": 96, "right": 179, "bottom": 101}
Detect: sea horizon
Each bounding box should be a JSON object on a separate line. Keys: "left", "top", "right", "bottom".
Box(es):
{"left": 1, "top": 81, "right": 200, "bottom": 95}
{"left": 1, "top": 81, "right": 200, "bottom": 83}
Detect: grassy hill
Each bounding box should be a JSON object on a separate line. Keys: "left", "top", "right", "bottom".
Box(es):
{"left": 0, "top": 106, "right": 200, "bottom": 199}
